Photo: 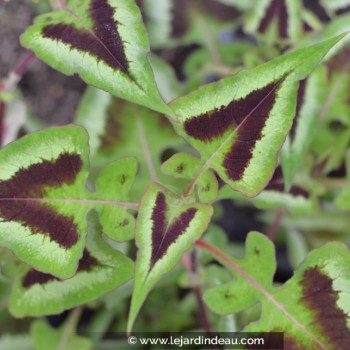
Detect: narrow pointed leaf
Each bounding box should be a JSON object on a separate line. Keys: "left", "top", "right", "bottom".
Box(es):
{"left": 218, "top": 166, "right": 318, "bottom": 213}
{"left": 281, "top": 67, "right": 328, "bottom": 188}
{"left": 203, "top": 232, "right": 350, "bottom": 349}
{"left": 161, "top": 153, "right": 219, "bottom": 203}
{"left": 170, "top": 35, "right": 345, "bottom": 197}
{"left": 9, "top": 212, "right": 133, "bottom": 317}
{"left": 128, "top": 183, "right": 213, "bottom": 332}
{"left": 21, "top": 0, "right": 172, "bottom": 115}
{"left": 0, "top": 126, "right": 137, "bottom": 278}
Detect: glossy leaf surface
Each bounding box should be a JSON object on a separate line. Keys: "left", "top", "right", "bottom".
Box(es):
{"left": 9, "top": 212, "right": 133, "bottom": 317}
{"left": 0, "top": 126, "right": 137, "bottom": 278}
{"left": 203, "top": 232, "right": 350, "bottom": 349}
{"left": 170, "top": 35, "right": 345, "bottom": 197}
{"left": 161, "top": 153, "right": 219, "bottom": 203}
{"left": 21, "top": 0, "right": 171, "bottom": 115}
{"left": 128, "top": 183, "right": 213, "bottom": 331}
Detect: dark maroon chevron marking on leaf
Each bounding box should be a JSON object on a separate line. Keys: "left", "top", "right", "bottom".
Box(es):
{"left": 265, "top": 166, "right": 309, "bottom": 197}
{"left": 302, "top": 0, "right": 330, "bottom": 23}
{"left": 335, "top": 5, "right": 350, "bottom": 15}
{"left": 185, "top": 81, "right": 280, "bottom": 142}
{"left": 0, "top": 153, "right": 82, "bottom": 248}
{"left": 77, "top": 249, "right": 100, "bottom": 272}
{"left": 22, "top": 249, "right": 100, "bottom": 288}
{"left": 303, "top": 21, "right": 313, "bottom": 33}
{"left": 150, "top": 192, "right": 197, "bottom": 269}
{"left": 258, "top": 0, "right": 288, "bottom": 39}
{"left": 150, "top": 192, "right": 167, "bottom": 265}
{"left": 301, "top": 267, "right": 350, "bottom": 349}
{"left": 284, "top": 336, "right": 305, "bottom": 350}
{"left": 22, "top": 269, "right": 58, "bottom": 288}
{"left": 223, "top": 81, "right": 281, "bottom": 181}
{"left": 42, "top": 0, "right": 130, "bottom": 77}
{"left": 185, "top": 79, "right": 285, "bottom": 181}
{"left": 290, "top": 79, "right": 307, "bottom": 140}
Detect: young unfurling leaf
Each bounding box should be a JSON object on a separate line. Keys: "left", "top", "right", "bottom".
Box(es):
{"left": 128, "top": 183, "right": 213, "bottom": 332}
{"left": 0, "top": 126, "right": 137, "bottom": 278}
{"left": 170, "top": 35, "right": 345, "bottom": 197}
{"left": 203, "top": 232, "right": 350, "bottom": 349}
{"left": 161, "top": 153, "right": 219, "bottom": 203}
{"left": 21, "top": 0, "right": 172, "bottom": 116}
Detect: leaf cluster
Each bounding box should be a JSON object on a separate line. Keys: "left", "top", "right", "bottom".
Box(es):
{"left": 1, "top": 0, "right": 350, "bottom": 349}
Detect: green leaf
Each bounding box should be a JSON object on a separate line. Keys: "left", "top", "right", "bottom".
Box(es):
{"left": 219, "top": 165, "right": 318, "bottom": 214}
{"left": 93, "top": 158, "right": 138, "bottom": 241}
{"left": 75, "top": 88, "right": 185, "bottom": 199}
{"left": 245, "top": 0, "right": 302, "bottom": 43}
{"left": 9, "top": 211, "right": 133, "bottom": 317}
{"left": 280, "top": 67, "right": 328, "bottom": 188}
{"left": 284, "top": 209, "right": 350, "bottom": 240}
{"left": 248, "top": 189, "right": 318, "bottom": 214}
{"left": 0, "top": 335, "right": 35, "bottom": 350}
{"left": 323, "top": 0, "right": 350, "bottom": 15}
{"left": 20, "top": 0, "right": 172, "bottom": 115}
{"left": 203, "top": 232, "right": 350, "bottom": 349}
{"left": 310, "top": 50, "right": 350, "bottom": 176}
{"left": 148, "top": 54, "right": 183, "bottom": 103}
{"left": 170, "top": 35, "right": 345, "bottom": 197}
{"left": 161, "top": 153, "right": 219, "bottom": 202}
{"left": 31, "top": 320, "right": 92, "bottom": 350}
{"left": 0, "top": 126, "right": 137, "bottom": 278}
{"left": 285, "top": 227, "right": 309, "bottom": 269}
{"left": 138, "top": 0, "right": 173, "bottom": 48}
{"left": 295, "top": 14, "right": 350, "bottom": 53}
{"left": 127, "top": 183, "right": 213, "bottom": 332}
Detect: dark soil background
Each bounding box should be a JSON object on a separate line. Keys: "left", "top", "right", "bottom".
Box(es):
{"left": 0, "top": 0, "right": 86, "bottom": 125}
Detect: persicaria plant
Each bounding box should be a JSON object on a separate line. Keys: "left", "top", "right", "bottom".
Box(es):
{"left": 1, "top": 0, "right": 350, "bottom": 349}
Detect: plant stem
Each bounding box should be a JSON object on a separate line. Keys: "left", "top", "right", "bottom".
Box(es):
{"left": 135, "top": 107, "right": 159, "bottom": 183}
{"left": 56, "top": 306, "right": 83, "bottom": 350}
{"left": 195, "top": 16, "right": 222, "bottom": 66}
{"left": 50, "top": 0, "right": 66, "bottom": 9}
{"left": 317, "top": 178, "right": 350, "bottom": 188}
{"left": 195, "top": 239, "right": 328, "bottom": 350}
{"left": 267, "top": 208, "right": 286, "bottom": 241}
{"left": 182, "top": 251, "right": 212, "bottom": 334}
{"left": 2, "top": 51, "right": 36, "bottom": 92}
{"left": 0, "top": 51, "right": 36, "bottom": 146}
